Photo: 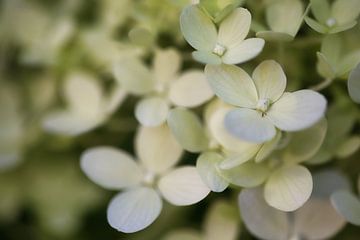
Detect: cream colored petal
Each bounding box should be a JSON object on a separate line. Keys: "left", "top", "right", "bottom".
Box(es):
{"left": 192, "top": 51, "right": 222, "bottom": 65}
{"left": 331, "top": 0, "right": 360, "bottom": 25}
{"left": 154, "top": 48, "right": 181, "bottom": 84}
{"left": 107, "top": 187, "right": 162, "bottom": 233}
{"left": 80, "top": 146, "right": 143, "bottom": 190}
{"left": 158, "top": 166, "right": 210, "bottom": 206}
{"left": 252, "top": 60, "right": 287, "bottom": 102}
{"left": 255, "top": 131, "right": 282, "bottom": 163}
{"left": 169, "top": 70, "right": 214, "bottom": 108}
{"left": 222, "top": 38, "right": 265, "bottom": 65}
{"left": 217, "top": 8, "right": 251, "bottom": 49}
{"left": 330, "top": 190, "right": 360, "bottom": 226}
{"left": 135, "top": 97, "right": 169, "bottom": 127}
{"left": 136, "top": 125, "right": 182, "bottom": 174}
{"left": 205, "top": 64, "right": 258, "bottom": 108}
{"left": 267, "top": 90, "right": 327, "bottom": 131}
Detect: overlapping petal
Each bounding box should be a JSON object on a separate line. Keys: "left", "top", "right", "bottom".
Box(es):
{"left": 135, "top": 97, "right": 169, "bottom": 127}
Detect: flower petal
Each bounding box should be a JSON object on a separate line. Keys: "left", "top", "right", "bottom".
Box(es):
{"left": 348, "top": 63, "right": 360, "bottom": 103}
{"left": 264, "top": 165, "right": 313, "bottom": 212}
{"left": 196, "top": 152, "right": 228, "bottom": 192}
{"left": 225, "top": 108, "right": 276, "bottom": 143}
{"left": 158, "top": 166, "right": 210, "bottom": 206}
{"left": 217, "top": 8, "right": 251, "bottom": 49}
{"left": 267, "top": 90, "right": 327, "bottom": 131}
{"left": 180, "top": 5, "right": 217, "bottom": 51}
{"left": 107, "top": 187, "right": 162, "bottom": 233}
{"left": 192, "top": 51, "right": 222, "bottom": 65}
{"left": 239, "top": 188, "right": 289, "bottom": 240}
{"left": 205, "top": 64, "right": 258, "bottom": 108}
{"left": 222, "top": 38, "right": 265, "bottom": 65}
{"left": 252, "top": 60, "right": 287, "bottom": 102}
{"left": 331, "top": 0, "right": 360, "bottom": 25}
{"left": 153, "top": 48, "right": 181, "bottom": 84}
{"left": 80, "top": 147, "right": 143, "bottom": 190}
{"left": 167, "top": 108, "right": 209, "bottom": 153}
{"left": 135, "top": 97, "right": 169, "bottom": 127}
{"left": 136, "top": 125, "right": 182, "bottom": 174}
{"left": 169, "top": 70, "right": 214, "bottom": 108}
{"left": 330, "top": 190, "right": 360, "bottom": 226}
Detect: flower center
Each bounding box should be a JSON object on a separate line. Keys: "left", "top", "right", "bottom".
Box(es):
{"left": 212, "top": 43, "right": 226, "bottom": 56}
{"left": 256, "top": 98, "right": 271, "bottom": 114}
{"left": 143, "top": 171, "right": 156, "bottom": 186}
{"left": 326, "top": 18, "right": 336, "bottom": 27}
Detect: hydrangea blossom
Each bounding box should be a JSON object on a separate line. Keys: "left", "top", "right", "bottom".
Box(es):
{"left": 80, "top": 125, "right": 210, "bottom": 233}
{"left": 113, "top": 48, "right": 214, "bottom": 127}
{"left": 42, "top": 72, "right": 126, "bottom": 136}
{"left": 205, "top": 60, "right": 327, "bottom": 143}
{"left": 180, "top": 5, "right": 264, "bottom": 65}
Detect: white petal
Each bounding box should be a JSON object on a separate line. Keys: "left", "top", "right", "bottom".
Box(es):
{"left": 225, "top": 108, "right": 276, "bottom": 143}
{"left": 220, "top": 148, "right": 261, "bottom": 170}
{"left": 107, "top": 187, "right": 162, "bottom": 233}
{"left": 331, "top": 190, "right": 360, "bottom": 226}
{"left": 42, "top": 111, "right": 101, "bottom": 136}
{"left": 192, "top": 51, "right": 222, "bottom": 65}
{"left": 180, "top": 5, "right": 217, "bottom": 51}
{"left": 264, "top": 165, "right": 313, "bottom": 212}
{"left": 267, "top": 90, "right": 327, "bottom": 131}
{"left": 217, "top": 8, "right": 251, "bottom": 49}
{"left": 252, "top": 60, "right": 287, "bottom": 102}
{"left": 239, "top": 188, "right": 289, "bottom": 240}
{"left": 222, "top": 38, "right": 265, "bottom": 65}
{"left": 103, "top": 86, "right": 127, "bottom": 115}
{"left": 158, "top": 166, "right": 210, "bottom": 206}
{"left": 255, "top": 131, "right": 282, "bottom": 163}
{"left": 80, "top": 147, "right": 143, "bottom": 190}
{"left": 135, "top": 97, "right": 169, "bottom": 127}
{"left": 169, "top": 70, "right": 214, "bottom": 108}
{"left": 136, "top": 125, "right": 182, "bottom": 174}
{"left": 196, "top": 152, "right": 228, "bottom": 192}
{"left": 153, "top": 48, "right": 181, "bottom": 84}
{"left": 331, "top": 0, "right": 360, "bottom": 25}
{"left": 204, "top": 64, "right": 258, "bottom": 108}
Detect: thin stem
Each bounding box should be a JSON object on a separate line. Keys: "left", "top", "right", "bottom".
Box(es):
{"left": 309, "top": 78, "right": 334, "bottom": 91}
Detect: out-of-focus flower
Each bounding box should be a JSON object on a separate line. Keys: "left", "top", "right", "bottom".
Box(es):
{"left": 42, "top": 72, "right": 126, "bottom": 136}
{"left": 180, "top": 6, "right": 264, "bottom": 65}
{"left": 80, "top": 125, "right": 210, "bottom": 233}
{"left": 113, "top": 48, "right": 214, "bottom": 127}
{"left": 348, "top": 63, "right": 360, "bottom": 103}
{"left": 205, "top": 60, "right": 327, "bottom": 143}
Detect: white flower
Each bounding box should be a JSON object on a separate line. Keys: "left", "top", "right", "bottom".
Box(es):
{"left": 42, "top": 72, "right": 126, "bottom": 136}
{"left": 180, "top": 6, "right": 265, "bottom": 65}
{"left": 205, "top": 60, "right": 327, "bottom": 143}
{"left": 113, "top": 48, "right": 214, "bottom": 127}
{"left": 80, "top": 125, "right": 210, "bottom": 233}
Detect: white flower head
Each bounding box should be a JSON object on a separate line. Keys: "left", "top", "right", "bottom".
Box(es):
{"left": 113, "top": 48, "right": 214, "bottom": 127}
{"left": 205, "top": 60, "right": 327, "bottom": 143}
{"left": 180, "top": 6, "right": 265, "bottom": 65}
{"left": 80, "top": 125, "right": 210, "bottom": 233}
{"left": 42, "top": 72, "right": 126, "bottom": 136}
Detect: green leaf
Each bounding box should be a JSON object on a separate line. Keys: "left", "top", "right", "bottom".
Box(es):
{"left": 304, "top": 17, "right": 328, "bottom": 33}
{"left": 196, "top": 152, "right": 229, "bottom": 192}
{"left": 331, "top": 190, "right": 360, "bottom": 226}
{"left": 348, "top": 63, "right": 360, "bottom": 103}
{"left": 310, "top": 0, "right": 331, "bottom": 23}
{"left": 167, "top": 108, "right": 209, "bottom": 152}
{"left": 264, "top": 165, "right": 313, "bottom": 211}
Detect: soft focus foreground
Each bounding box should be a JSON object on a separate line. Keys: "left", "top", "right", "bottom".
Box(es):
{"left": 0, "top": 0, "right": 360, "bottom": 239}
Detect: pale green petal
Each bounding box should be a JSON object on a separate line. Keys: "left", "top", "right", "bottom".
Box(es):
{"left": 205, "top": 64, "right": 258, "bottom": 108}
{"left": 331, "top": 190, "right": 360, "bottom": 226}
{"left": 331, "top": 0, "right": 360, "bottom": 25}
{"left": 348, "top": 63, "right": 360, "bottom": 103}
{"left": 238, "top": 188, "right": 289, "bottom": 240}
{"left": 222, "top": 38, "right": 265, "bottom": 65}
{"left": 135, "top": 125, "right": 182, "bottom": 174}
{"left": 282, "top": 118, "right": 327, "bottom": 164}
{"left": 196, "top": 152, "right": 229, "bottom": 192}
{"left": 225, "top": 108, "right": 276, "bottom": 143}
{"left": 180, "top": 5, "right": 217, "bottom": 51}
{"left": 319, "top": 34, "right": 341, "bottom": 71}
{"left": 113, "top": 58, "right": 155, "bottom": 95}
{"left": 328, "top": 21, "right": 358, "bottom": 34}
{"left": 103, "top": 86, "right": 127, "bottom": 115}
{"left": 135, "top": 97, "right": 169, "bottom": 127}
{"left": 158, "top": 166, "right": 210, "bottom": 206}
{"left": 80, "top": 147, "right": 143, "bottom": 190}
{"left": 220, "top": 161, "right": 270, "bottom": 188}
{"left": 128, "top": 27, "right": 154, "bottom": 47}
{"left": 204, "top": 200, "right": 239, "bottom": 240}
{"left": 316, "top": 52, "right": 336, "bottom": 79}
{"left": 153, "top": 48, "right": 181, "bottom": 84}
{"left": 335, "top": 136, "right": 360, "bottom": 158}
{"left": 267, "top": 90, "right": 327, "bottom": 131}
{"left": 252, "top": 60, "right": 287, "bottom": 102}
{"left": 107, "top": 187, "right": 162, "bottom": 233}
{"left": 255, "top": 131, "right": 282, "bottom": 163}
{"left": 264, "top": 165, "right": 313, "bottom": 211}
{"left": 192, "top": 51, "right": 222, "bottom": 65}
{"left": 163, "top": 229, "right": 202, "bottom": 240}
{"left": 337, "top": 50, "right": 360, "bottom": 77}
{"left": 167, "top": 108, "right": 209, "bottom": 153}
{"left": 220, "top": 148, "right": 260, "bottom": 170}
{"left": 310, "top": 0, "right": 331, "bottom": 23}
{"left": 217, "top": 8, "right": 251, "bottom": 49}
{"left": 256, "top": 31, "right": 294, "bottom": 42}
{"left": 169, "top": 70, "right": 214, "bottom": 108}
{"left": 304, "top": 17, "right": 328, "bottom": 33}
